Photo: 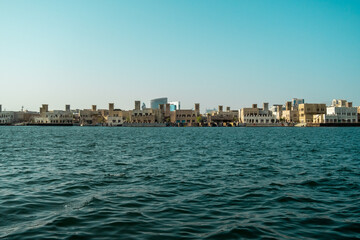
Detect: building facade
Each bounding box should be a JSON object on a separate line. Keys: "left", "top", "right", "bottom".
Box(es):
{"left": 298, "top": 103, "right": 326, "bottom": 123}
{"left": 170, "top": 103, "right": 200, "bottom": 126}
{"left": 281, "top": 101, "right": 299, "bottom": 123}
{"left": 126, "top": 101, "right": 163, "bottom": 124}
{"left": 79, "top": 105, "right": 105, "bottom": 126}
{"left": 107, "top": 103, "right": 131, "bottom": 126}
{"left": 207, "top": 105, "right": 239, "bottom": 126}
{"left": 240, "top": 103, "right": 276, "bottom": 124}
{"left": 323, "top": 100, "right": 358, "bottom": 123}
{"left": 33, "top": 104, "right": 73, "bottom": 125}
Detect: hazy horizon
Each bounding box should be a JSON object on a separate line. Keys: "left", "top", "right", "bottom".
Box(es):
{"left": 1, "top": 0, "right": 359, "bottom": 111}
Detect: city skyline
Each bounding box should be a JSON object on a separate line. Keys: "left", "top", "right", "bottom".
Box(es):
{"left": 1, "top": 0, "right": 360, "bottom": 111}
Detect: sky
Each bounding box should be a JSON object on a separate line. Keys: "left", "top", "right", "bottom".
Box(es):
{"left": 1, "top": 0, "right": 360, "bottom": 112}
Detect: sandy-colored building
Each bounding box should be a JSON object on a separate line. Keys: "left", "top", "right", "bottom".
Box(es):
{"left": 107, "top": 103, "right": 131, "bottom": 126}
{"left": 207, "top": 105, "right": 239, "bottom": 126}
{"left": 79, "top": 105, "right": 106, "bottom": 126}
{"left": 131, "top": 101, "right": 163, "bottom": 123}
{"left": 281, "top": 101, "right": 299, "bottom": 123}
{"left": 33, "top": 104, "right": 73, "bottom": 125}
{"left": 298, "top": 103, "right": 326, "bottom": 123}
{"left": 240, "top": 103, "right": 276, "bottom": 124}
{"left": 170, "top": 103, "right": 200, "bottom": 126}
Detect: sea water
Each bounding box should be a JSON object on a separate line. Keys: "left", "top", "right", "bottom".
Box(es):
{"left": 0, "top": 127, "right": 359, "bottom": 239}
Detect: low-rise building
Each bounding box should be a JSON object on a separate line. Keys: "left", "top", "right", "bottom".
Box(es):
{"left": 79, "top": 105, "right": 106, "bottom": 126}
{"left": 281, "top": 101, "right": 299, "bottom": 123}
{"left": 298, "top": 103, "right": 326, "bottom": 123}
{"left": 107, "top": 103, "right": 131, "bottom": 126}
{"left": 170, "top": 103, "right": 200, "bottom": 126}
{"left": 33, "top": 104, "right": 73, "bottom": 125}
{"left": 131, "top": 101, "right": 163, "bottom": 123}
{"left": 240, "top": 103, "right": 276, "bottom": 124}
{"left": 323, "top": 100, "right": 357, "bottom": 123}
{"left": 207, "top": 105, "right": 239, "bottom": 126}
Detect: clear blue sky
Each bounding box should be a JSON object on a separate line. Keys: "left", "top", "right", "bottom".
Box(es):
{"left": 1, "top": 0, "right": 359, "bottom": 111}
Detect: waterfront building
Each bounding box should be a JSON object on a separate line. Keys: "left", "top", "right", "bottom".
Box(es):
{"left": 79, "top": 105, "right": 106, "bottom": 126}
{"left": 207, "top": 105, "right": 239, "bottom": 126}
{"left": 150, "top": 97, "right": 168, "bottom": 109}
{"left": 322, "top": 100, "right": 358, "bottom": 123}
{"left": 170, "top": 103, "right": 200, "bottom": 126}
{"left": 131, "top": 100, "right": 163, "bottom": 123}
{"left": 240, "top": 103, "right": 276, "bottom": 124}
{"left": 269, "top": 104, "right": 284, "bottom": 120}
{"left": 298, "top": 103, "right": 326, "bottom": 123}
{"left": 107, "top": 103, "right": 131, "bottom": 126}
{"left": 281, "top": 101, "right": 299, "bottom": 123}
{"left": 33, "top": 104, "right": 73, "bottom": 125}
{"left": 0, "top": 105, "right": 38, "bottom": 125}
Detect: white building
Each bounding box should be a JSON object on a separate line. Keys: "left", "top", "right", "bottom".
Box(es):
{"left": 324, "top": 106, "right": 358, "bottom": 123}
{"left": 0, "top": 105, "right": 37, "bottom": 125}
{"left": 0, "top": 111, "right": 16, "bottom": 124}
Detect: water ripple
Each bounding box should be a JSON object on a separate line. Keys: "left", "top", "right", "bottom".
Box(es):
{"left": 0, "top": 127, "right": 359, "bottom": 239}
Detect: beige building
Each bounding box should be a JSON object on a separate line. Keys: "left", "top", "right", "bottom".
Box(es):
{"left": 131, "top": 101, "right": 163, "bottom": 123}
{"left": 79, "top": 105, "right": 106, "bottom": 126}
{"left": 0, "top": 105, "right": 37, "bottom": 125}
{"left": 207, "top": 105, "right": 239, "bottom": 126}
{"left": 33, "top": 104, "right": 73, "bottom": 125}
{"left": 281, "top": 101, "right": 299, "bottom": 123}
{"left": 240, "top": 103, "right": 276, "bottom": 124}
{"left": 298, "top": 103, "right": 326, "bottom": 123}
{"left": 107, "top": 103, "right": 131, "bottom": 126}
{"left": 170, "top": 103, "right": 200, "bottom": 126}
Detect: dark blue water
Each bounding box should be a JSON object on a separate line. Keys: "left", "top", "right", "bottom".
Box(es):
{"left": 0, "top": 127, "right": 359, "bottom": 239}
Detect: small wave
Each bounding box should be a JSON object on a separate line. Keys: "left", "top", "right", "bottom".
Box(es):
{"left": 301, "top": 217, "right": 335, "bottom": 226}
{"left": 269, "top": 182, "right": 285, "bottom": 187}
{"left": 50, "top": 216, "right": 80, "bottom": 228}
{"left": 274, "top": 195, "right": 321, "bottom": 203}
{"left": 299, "top": 180, "right": 320, "bottom": 187}
{"left": 104, "top": 173, "right": 126, "bottom": 178}
{"left": 205, "top": 225, "right": 273, "bottom": 239}
{"left": 334, "top": 222, "right": 360, "bottom": 236}
{"left": 64, "top": 196, "right": 101, "bottom": 211}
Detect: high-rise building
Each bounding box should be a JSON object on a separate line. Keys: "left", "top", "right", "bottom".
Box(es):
{"left": 168, "top": 101, "right": 180, "bottom": 111}
{"left": 150, "top": 97, "right": 168, "bottom": 109}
